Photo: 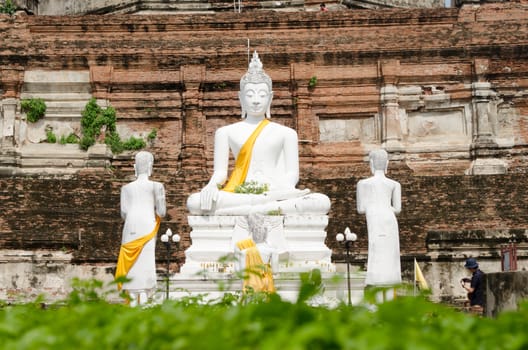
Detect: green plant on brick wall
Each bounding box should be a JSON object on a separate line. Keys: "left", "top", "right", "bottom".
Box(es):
{"left": 104, "top": 133, "right": 146, "bottom": 154}
{"left": 80, "top": 98, "right": 149, "bottom": 154}
{"left": 21, "top": 98, "right": 47, "bottom": 123}
{"left": 308, "top": 76, "right": 318, "bottom": 89}
{"left": 59, "top": 133, "right": 80, "bottom": 145}
{"left": 80, "top": 98, "right": 117, "bottom": 151}
{"left": 0, "top": 0, "right": 16, "bottom": 15}
{"left": 123, "top": 136, "right": 146, "bottom": 150}
{"left": 45, "top": 127, "right": 57, "bottom": 144}
{"left": 103, "top": 132, "right": 124, "bottom": 154}
{"left": 213, "top": 82, "right": 228, "bottom": 90}
{"left": 147, "top": 128, "right": 157, "bottom": 142}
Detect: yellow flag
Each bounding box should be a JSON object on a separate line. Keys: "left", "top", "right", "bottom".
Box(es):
{"left": 414, "top": 258, "right": 429, "bottom": 290}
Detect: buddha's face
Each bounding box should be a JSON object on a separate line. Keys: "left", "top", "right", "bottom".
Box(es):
{"left": 240, "top": 82, "right": 273, "bottom": 118}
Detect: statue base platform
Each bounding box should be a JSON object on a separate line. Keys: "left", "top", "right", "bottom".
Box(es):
{"left": 180, "top": 215, "right": 335, "bottom": 275}
{"left": 167, "top": 214, "right": 366, "bottom": 306}
{"left": 156, "top": 270, "right": 366, "bottom": 306}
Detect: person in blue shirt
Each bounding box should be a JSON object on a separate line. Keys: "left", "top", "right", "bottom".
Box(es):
{"left": 460, "top": 258, "right": 485, "bottom": 313}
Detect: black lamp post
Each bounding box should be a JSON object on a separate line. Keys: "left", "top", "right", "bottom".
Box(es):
{"left": 336, "top": 227, "right": 357, "bottom": 306}
{"left": 160, "top": 228, "right": 180, "bottom": 301}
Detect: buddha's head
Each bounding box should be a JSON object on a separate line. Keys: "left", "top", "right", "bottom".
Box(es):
{"left": 369, "top": 149, "right": 388, "bottom": 174}
{"left": 239, "top": 51, "right": 273, "bottom": 119}
{"left": 134, "top": 151, "right": 154, "bottom": 177}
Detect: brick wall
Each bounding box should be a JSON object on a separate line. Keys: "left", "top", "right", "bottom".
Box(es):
{"left": 1, "top": 168, "right": 527, "bottom": 266}
{"left": 1, "top": 2, "right": 528, "bottom": 272}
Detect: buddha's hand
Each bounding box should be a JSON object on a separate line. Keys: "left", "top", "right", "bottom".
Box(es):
{"left": 200, "top": 183, "right": 220, "bottom": 211}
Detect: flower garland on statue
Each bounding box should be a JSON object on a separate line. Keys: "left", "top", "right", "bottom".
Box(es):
{"left": 233, "top": 181, "right": 269, "bottom": 194}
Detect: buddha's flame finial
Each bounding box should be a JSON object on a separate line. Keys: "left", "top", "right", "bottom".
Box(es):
{"left": 240, "top": 51, "right": 272, "bottom": 92}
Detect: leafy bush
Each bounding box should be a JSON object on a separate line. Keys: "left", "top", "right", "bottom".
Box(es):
{"left": 20, "top": 98, "right": 46, "bottom": 123}
{"left": 122, "top": 136, "right": 146, "bottom": 151}
{"left": 103, "top": 131, "right": 123, "bottom": 154}
{"left": 147, "top": 128, "right": 157, "bottom": 142}
{"left": 0, "top": 0, "right": 16, "bottom": 15}
{"left": 0, "top": 296, "right": 525, "bottom": 349}
{"left": 308, "top": 76, "right": 318, "bottom": 89}
{"left": 79, "top": 134, "right": 95, "bottom": 150}
{"left": 1, "top": 276, "right": 527, "bottom": 350}
{"left": 45, "top": 129, "right": 56, "bottom": 143}
{"left": 80, "top": 98, "right": 148, "bottom": 154}
{"left": 59, "top": 133, "right": 79, "bottom": 145}
{"left": 80, "top": 98, "right": 117, "bottom": 151}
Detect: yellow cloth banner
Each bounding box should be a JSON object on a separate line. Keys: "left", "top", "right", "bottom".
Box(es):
{"left": 115, "top": 216, "right": 161, "bottom": 290}
{"left": 414, "top": 258, "right": 429, "bottom": 290}
{"left": 222, "top": 119, "right": 270, "bottom": 192}
{"left": 236, "top": 238, "right": 275, "bottom": 293}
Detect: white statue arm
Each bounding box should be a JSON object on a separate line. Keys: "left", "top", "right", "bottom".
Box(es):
{"left": 281, "top": 127, "right": 300, "bottom": 188}
{"left": 155, "top": 182, "right": 166, "bottom": 218}
{"left": 270, "top": 249, "right": 279, "bottom": 274}
{"left": 356, "top": 181, "right": 366, "bottom": 214}
{"left": 120, "top": 187, "right": 128, "bottom": 220}
{"left": 234, "top": 246, "right": 246, "bottom": 272}
{"left": 391, "top": 181, "right": 402, "bottom": 215}
{"left": 200, "top": 127, "right": 230, "bottom": 211}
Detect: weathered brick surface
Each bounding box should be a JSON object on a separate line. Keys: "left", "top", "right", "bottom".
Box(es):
{"left": 1, "top": 2, "right": 528, "bottom": 269}
{"left": 308, "top": 170, "right": 528, "bottom": 260}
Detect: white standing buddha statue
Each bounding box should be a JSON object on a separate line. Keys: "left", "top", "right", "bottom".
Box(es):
{"left": 186, "top": 51, "right": 330, "bottom": 216}
{"left": 115, "top": 151, "right": 166, "bottom": 306}
{"left": 356, "top": 149, "right": 402, "bottom": 287}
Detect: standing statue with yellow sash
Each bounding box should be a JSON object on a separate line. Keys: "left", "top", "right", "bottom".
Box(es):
{"left": 186, "top": 52, "right": 330, "bottom": 216}
{"left": 115, "top": 151, "right": 166, "bottom": 306}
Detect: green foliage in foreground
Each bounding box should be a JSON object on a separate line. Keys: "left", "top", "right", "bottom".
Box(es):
{"left": 0, "top": 281, "right": 527, "bottom": 350}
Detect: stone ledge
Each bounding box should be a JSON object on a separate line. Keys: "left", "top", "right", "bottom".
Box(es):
{"left": 485, "top": 271, "right": 528, "bottom": 317}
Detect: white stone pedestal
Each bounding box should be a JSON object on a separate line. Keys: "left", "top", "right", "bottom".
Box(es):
{"left": 171, "top": 214, "right": 366, "bottom": 306}
{"left": 180, "top": 215, "right": 334, "bottom": 276}
{"left": 160, "top": 271, "right": 366, "bottom": 307}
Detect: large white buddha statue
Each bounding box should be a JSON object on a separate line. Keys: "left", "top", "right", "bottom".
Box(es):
{"left": 187, "top": 52, "right": 330, "bottom": 216}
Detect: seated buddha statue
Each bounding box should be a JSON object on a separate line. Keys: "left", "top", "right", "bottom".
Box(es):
{"left": 186, "top": 52, "right": 330, "bottom": 216}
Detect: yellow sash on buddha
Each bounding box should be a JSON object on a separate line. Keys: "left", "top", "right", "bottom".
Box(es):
{"left": 222, "top": 119, "right": 270, "bottom": 192}
{"left": 236, "top": 237, "right": 275, "bottom": 293}
{"left": 115, "top": 215, "right": 161, "bottom": 290}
